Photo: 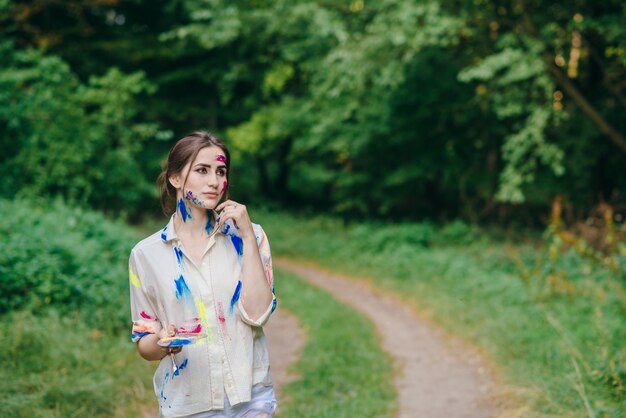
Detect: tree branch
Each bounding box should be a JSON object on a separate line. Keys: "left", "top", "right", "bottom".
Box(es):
{"left": 546, "top": 59, "right": 626, "bottom": 154}
{"left": 519, "top": 1, "right": 626, "bottom": 155}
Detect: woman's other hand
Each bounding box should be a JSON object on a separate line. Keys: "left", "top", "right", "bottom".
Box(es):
{"left": 157, "top": 324, "right": 182, "bottom": 356}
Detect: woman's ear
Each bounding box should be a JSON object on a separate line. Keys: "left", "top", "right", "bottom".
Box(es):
{"left": 168, "top": 173, "right": 181, "bottom": 190}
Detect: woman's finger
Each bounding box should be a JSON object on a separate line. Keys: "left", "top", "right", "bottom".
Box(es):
{"left": 215, "top": 199, "right": 236, "bottom": 212}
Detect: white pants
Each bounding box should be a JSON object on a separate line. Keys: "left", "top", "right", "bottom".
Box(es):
{"left": 185, "top": 385, "right": 277, "bottom": 418}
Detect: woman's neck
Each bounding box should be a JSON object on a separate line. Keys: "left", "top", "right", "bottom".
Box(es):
{"left": 173, "top": 197, "right": 215, "bottom": 239}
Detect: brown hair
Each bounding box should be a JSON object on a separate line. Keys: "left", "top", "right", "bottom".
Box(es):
{"left": 157, "top": 131, "right": 231, "bottom": 215}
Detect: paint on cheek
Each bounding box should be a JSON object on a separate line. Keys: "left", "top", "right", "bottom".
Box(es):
{"left": 216, "top": 155, "right": 226, "bottom": 163}
{"left": 185, "top": 190, "right": 205, "bottom": 207}
{"left": 222, "top": 180, "right": 228, "bottom": 193}
{"left": 177, "top": 198, "right": 192, "bottom": 222}
{"left": 229, "top": 281, "right": 242, "bottom": 314}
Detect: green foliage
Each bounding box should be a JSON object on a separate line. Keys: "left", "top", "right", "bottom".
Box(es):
{"left": 2, "top": 0, "right": 626, "bottom": 220}
{"left": 0, "top": 41, "right": 168, "bottom": 215}
{"left": 0, "top": 198, "right": 137, "bottom": 328}
{"left": 454, "top": 0, "right": 626, "bottom": 206}
{"left": 277, "top": 270, "right": 396, "bottom": 418}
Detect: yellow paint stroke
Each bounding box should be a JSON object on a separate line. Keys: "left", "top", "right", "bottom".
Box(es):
{"left": 129, "top": 268, "right": 141, "bottom": 288}
{"left": 195, "top": 296, "right": 212, "bottom": 343}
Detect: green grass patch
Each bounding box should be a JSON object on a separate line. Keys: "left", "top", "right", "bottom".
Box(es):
{"left": 253, "top": 209, "right": 626, "bottom": 418}
{"left": 275, "top": 270, "right": 396, "bottom": 418}
{"left": 0, "top": 310, "right": 154, "bottom": 418}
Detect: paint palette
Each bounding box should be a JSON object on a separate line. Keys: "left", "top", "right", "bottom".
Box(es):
{"left": 158, "top": 333, "right": 206, "bottom": 347}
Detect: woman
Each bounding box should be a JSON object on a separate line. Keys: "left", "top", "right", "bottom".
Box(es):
{"left": 129, "top": 131, "right": 277, "bottom": 418}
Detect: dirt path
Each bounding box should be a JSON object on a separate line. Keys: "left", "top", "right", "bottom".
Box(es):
{"left": 276, "top": 258, "right": 505, "bottom": 418}
{"left": 264, "top": 308, "right": 306, "bottom": 399}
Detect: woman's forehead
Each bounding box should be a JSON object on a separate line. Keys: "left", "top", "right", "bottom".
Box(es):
{"left": 195, "top": 146, "right": 226, "bottom": 163}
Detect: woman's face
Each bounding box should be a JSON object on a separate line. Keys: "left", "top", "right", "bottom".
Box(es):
{"left": 170, "top": 145, "right": 228, "bottom": 210}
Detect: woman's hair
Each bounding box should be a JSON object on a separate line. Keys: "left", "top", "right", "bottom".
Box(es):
{"left": 157, "top": 131, "right": 231, "bottom": 215}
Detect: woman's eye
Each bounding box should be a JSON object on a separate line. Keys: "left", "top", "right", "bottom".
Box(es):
{"left": 217, "top": 169, "right": 226, "bottom": 176}
{"left": 197, "top": 168, "right": 207, "bottom": 174}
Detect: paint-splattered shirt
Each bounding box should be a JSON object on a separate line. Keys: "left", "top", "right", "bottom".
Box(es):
{"left": 128, "top": 215, "right": 276, "bottom": 417}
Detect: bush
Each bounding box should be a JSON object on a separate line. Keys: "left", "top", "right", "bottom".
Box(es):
{"left": 348, "top": 221, "right": 437, "bottom": 251}
{"left": 0, "top": 198, "right": 137, "bottom": 329}
{"left": 0, "top": 42, "right": 170, "bottom": 216}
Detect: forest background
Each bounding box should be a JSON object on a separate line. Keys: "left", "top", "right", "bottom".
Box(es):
{"left": 1, "top": 0, "right": 625, "bottom": 417}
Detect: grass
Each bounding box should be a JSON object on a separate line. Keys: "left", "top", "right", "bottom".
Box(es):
{"left": 274, "top": 270, "right": 396, "bottom": 418}
{"left": 1, "top": 310, "right": 154, "bottom": 418}
{"left": 253, "top": 209, "right": 626, "bottom": 418}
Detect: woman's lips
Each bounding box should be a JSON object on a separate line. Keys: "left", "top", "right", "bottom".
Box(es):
{"left": 203, "top": 193, "right": 219, "bottom": 198}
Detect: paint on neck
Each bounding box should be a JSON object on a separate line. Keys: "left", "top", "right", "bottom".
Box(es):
{"left": 205, "top": 210, "right": 214, "bottom": 235}
{"left": 177, "top": 198, "right": 192, "bottom": 222}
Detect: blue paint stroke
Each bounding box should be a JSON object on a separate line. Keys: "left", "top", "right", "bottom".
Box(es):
{"left": 174, "top": 275, "right": 193, "bottom": 300}
{"left": 162, "top": 338, "right": 193, "bottom": 347}
{"left": 161, "top": 225, "right": 168, "bottom": 241}
{"left": 131, "top": 331, "right": 152, "bottom": 340}
{"left": 230, "top": 280, "right": 242, "bottom": 314}
{"left": 230, "top": 234, "right": 243, "bottom": 256}
{"left": 173, "top": 358, "right": 189, "bottom": 377}
{"left": 205, "top": 211, "right": 214, "bottom": 235}
{"left": 160, "top": 371, "right": 170, "bottom": 402}
{"left": 174, "top": 246, "right": 183, "bottom": 266}
{"left": 177, "top": 198, "right": 191, "bottom": 222}
{"left": 271, "top": 285, "right": 277, "bottom": 312}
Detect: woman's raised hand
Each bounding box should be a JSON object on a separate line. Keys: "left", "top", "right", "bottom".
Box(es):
{"left": 215, "top": 200, "right": 254, "bottom": 240}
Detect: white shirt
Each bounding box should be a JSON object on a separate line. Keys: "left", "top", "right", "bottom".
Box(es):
{"left": 129, "top": 215, "right": 276, "bottom": 417}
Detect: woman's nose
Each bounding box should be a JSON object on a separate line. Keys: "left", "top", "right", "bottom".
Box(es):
{"left": 208, "top": 173, "right": 219, "bottom": 187}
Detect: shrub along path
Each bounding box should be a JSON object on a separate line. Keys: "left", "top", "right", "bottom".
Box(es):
{"left": 276, "top": 258, "right": 504, "bottom": 418}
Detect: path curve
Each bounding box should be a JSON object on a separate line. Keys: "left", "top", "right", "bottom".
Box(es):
{"left": 264, "top": 307, "right": 306, "bottom": 399}
{"left": 276, "top": 258, "right": 505, "bottom": 418}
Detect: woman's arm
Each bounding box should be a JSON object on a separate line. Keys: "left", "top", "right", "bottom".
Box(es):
{"left": 215, "top": 200, "right": 274, "bottom": 323}
{"left": 240, "top": 234, "right": 273, "bottom": 321}
{"left": 137, "top": 325, "right": 181, "bottom": 361}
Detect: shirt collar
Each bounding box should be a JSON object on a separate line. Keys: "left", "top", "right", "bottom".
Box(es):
{"left": 160, "top": 212, "right": 227, "bottom": 243}
{"left": 160, "top": 215, "right": 178, "bottom": 243}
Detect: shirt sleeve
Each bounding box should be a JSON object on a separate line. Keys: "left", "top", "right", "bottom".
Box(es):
{"left": 129, "top": 249, "right": 162, "bottom": 342}
{"left": 237, "top": 224, "right": 277, "bottom": 327}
